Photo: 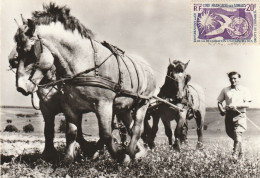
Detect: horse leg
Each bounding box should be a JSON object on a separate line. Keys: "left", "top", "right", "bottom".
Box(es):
{"left": 128, "top": 103, "right": 148, "bottom": 159}
{"left": 141, "top": 114, "right": 150, "bottom": 146}
{"left": 195, "top": 111, "right": 204, "bottom": 149}
{"left": 117, "top": 110, "right": 132, "bottom": 145}
{"left": 95, "top": 101, "right": 125, "bottom": 162}
{"left": 40, "top": 104, "right": 58, "bottom": 161}
{"left": 93, "top": 114, "right": 119, "bottom": 160}
{"left": 62, "top": 106, "right": 81, "bottom": 162}
{"left": 161, "top": 116, "right": 173, "bottom": 146}
{"left": 148, "top": 112, "right": 160, "bottom": 149}
{"left": 117, "top": 110, "right": 147, "bottom": 159}
{"left": 173, "top": 115, "right": 186, "bottom": 152}
{"left": 180, "top": 120, "right": 188, "bottom": 144}
{"left": 74, "top": 114, "right": 96, "bottom": 158}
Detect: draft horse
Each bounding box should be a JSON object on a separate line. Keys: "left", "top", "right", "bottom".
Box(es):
{"left": 13, "top": 4, "right": 156, "bottom": 162}
{"left": 144, "top": 59, "right": 205, "bottom": 151}
{"left": 9, "top": 46, "right": 102, "bottom": 160}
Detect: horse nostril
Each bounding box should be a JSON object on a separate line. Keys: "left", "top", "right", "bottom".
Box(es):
{"left": 17, "top": 87, "right": 30, "bottom": 96}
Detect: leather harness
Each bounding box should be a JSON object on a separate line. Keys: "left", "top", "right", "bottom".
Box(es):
{"left": 33, "top": 37, "right": 151, "bottom": 100}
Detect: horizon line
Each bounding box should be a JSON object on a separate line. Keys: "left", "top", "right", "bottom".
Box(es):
{"left": 1, "top": 105, "right": 260, "bottom": 110}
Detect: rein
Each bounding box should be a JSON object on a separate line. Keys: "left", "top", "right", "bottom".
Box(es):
{"left": 31, "top": 93, "right": 40, "bottom": 110}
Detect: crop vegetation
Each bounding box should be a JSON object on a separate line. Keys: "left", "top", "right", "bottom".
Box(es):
{"left": 0, "top": 135, "right": 259, "bottom": 177}
{"left": 1, "top": 108, "right": 259, "bottom": 177}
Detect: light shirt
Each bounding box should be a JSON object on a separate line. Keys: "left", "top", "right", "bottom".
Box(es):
{"left": 217, "top": 85, "right": 252, "bottom": 113}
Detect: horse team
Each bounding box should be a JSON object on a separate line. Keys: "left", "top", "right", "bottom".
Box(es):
{"left": 8, "top": 3, "right": 205, "bottom": 163}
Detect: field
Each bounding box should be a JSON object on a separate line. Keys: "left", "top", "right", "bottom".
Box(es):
{"left": 1, "top": 107, "right": 260, "bottom": 177}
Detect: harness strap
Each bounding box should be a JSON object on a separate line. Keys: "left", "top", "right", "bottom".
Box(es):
{"left": 102, "top": 41, "right": 135, "bottom": 89}
{"left": 188, "top": 84, "right": 201, "bottom": 109}
{"left": 89, "top": 38, "right": 99, "bottom": 76}
{"left": 36, "top": 39, "right": 151, "bottom": 101}
{"left": 37, "top": 53, "right": 114, "bottom": 88}
{"left": 126, "top": 56, "right": 141, "bottom": 97}
{"left": 68, "top": 76, "right": 151, "bottom": 100}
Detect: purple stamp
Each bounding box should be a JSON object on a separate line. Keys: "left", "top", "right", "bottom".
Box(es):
{"left": 192, "top": 1, "right": 259, "bottom": 45}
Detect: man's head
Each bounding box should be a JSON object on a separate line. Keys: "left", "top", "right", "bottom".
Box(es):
{"left": 227, "top": 71, "right": 241, "bottom": 87}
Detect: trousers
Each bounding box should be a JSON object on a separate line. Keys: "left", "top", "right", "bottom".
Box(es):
{"left": 225, "top": 111, "right": 247, "bottom": 142}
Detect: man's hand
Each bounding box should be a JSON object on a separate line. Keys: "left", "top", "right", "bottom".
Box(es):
{"left": 225, "top": 105, "right": 237, "bottom": 111}
{"left": 220, "top": 111, "right": 226, "bottom": 116}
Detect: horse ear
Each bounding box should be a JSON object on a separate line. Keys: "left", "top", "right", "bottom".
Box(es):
{"left": 169, "top": 58, "right": 176, "bottom": 68}
{"left": 14, "top": 19, "right": 20, "bottom": 27}
{"left": 185, "top": 74, "right": 191, "bottom": 85}
{"left": 25, "top": 19, "right": 35, "bottom": 37}
{"left": 184, "top": 60, "right": 190, "bottom": 70}
{"left": 21, "top": 14, "right": 27, "bottom": 25}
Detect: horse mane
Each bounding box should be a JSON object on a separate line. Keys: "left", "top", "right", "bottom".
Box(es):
{"left": 32, "top": 2, "right": 94, "bottom": 39}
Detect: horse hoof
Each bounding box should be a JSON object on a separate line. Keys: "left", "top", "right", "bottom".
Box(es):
{"left": 148, "top": 142, "right": 155, "bottom": 149}
{"left": 196, "top": 142, "right": 203, "bottom": 150}
{"left": 42, "top": 147, "right": 58, "bottom": 161}
{"left": 93, "top": 151, "right": 100, "bottom": 160}
{"left": 83, "top": 141, "right": 100, "bottom": 158}
{"left": 92, "top": 150, "right": 104, "bottom": 160}
{"left": 172, "top": 144, "right": 181, "bottom": 152}
{"left": 135, "top": 149, "right": 147, "bottom": 159}
{"left": 123, "top": 155, "right": 131, "bottom": 163}
{"left": 64, "top": 155, "right": 74, "bottom": 163}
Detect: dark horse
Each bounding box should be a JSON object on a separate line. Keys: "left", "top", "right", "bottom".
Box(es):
{"left": 12, "top": 3, "right": 156, "bottom": 162}
{"left": 144, "top": 59, "right": 205, "bottom": 151}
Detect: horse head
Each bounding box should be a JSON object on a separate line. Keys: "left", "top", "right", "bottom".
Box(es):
{"left": 167, "top": 58, "right": 190, "bottom": 75}
{"left": 13, "top": 17, "right": 54, "bottom": 96}
{"left": 8, "top": 45, "right": 19, "bottom": 69}
{"left": 172, "top": 72, "right": 191, "bottom": 100}
{"left": 159, "top": 59, "right": 190, "bottom": 99}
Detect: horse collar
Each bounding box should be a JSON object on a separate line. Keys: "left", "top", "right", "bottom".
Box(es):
{"left": 33, "top": 35, "right": 44, "bottom": 61}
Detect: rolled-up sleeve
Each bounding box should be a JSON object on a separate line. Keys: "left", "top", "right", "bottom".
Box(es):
{"left": 217, "top": 88, "right": 225, "bottom": 103}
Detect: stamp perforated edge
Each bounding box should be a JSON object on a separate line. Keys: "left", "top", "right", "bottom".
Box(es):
{"left": 190, "top": 0, "right": 260, "bottom": 45}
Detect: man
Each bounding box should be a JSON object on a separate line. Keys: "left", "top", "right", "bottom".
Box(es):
{"left": 217, "top": 71, "right": 252, "bottom": 159}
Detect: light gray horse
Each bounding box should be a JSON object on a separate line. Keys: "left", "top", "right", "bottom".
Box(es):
{"left": 13, "top": 3, "right": 156, "bottom": 162}
{"left": 9, "top": 46, "right": 99, "bottom": 161}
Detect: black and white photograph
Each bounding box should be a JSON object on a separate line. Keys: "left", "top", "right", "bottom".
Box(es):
{"left": 1, "top": 0, "right": 260, "bottom": 177}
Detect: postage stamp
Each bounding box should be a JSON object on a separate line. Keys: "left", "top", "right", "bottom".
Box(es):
{"left": 191, "top": 1, "right": 259, "bottom": 45}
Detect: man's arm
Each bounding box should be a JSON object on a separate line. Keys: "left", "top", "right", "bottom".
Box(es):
{"left": 217, "top": 101, "right": 226, "bottom": 116}
{"left": 217, "top": 88, "right": 226, "bottom": 116}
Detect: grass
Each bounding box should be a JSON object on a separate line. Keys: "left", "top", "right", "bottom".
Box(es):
{"left": 1, "top": 136, "right": 259, "bottom": 177}
{"left": 1, "top": 108, "right": 260, "bottom": 177}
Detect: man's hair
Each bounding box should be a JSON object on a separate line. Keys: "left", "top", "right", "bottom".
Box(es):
{"left": 227, "top": 71, "right": 241, "bottom": 78}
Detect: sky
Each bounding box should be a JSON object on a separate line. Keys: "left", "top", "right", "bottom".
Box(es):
{"left": 1, "top": 0, "right": 260, "bottom": 108}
